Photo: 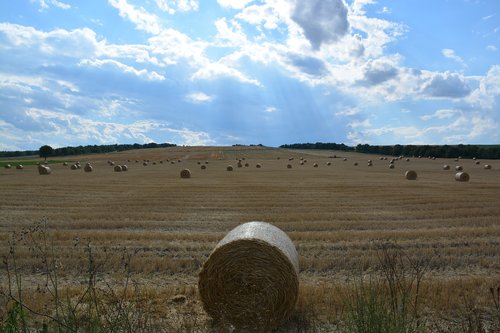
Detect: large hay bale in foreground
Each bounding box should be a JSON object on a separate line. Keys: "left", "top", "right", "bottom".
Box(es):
{"left": 455, "top": 172, "right": 470, "bottom": 182}
{"left": 405, "top": 170, "right": 417, "bottom": 180}
{"left": 38, "top": 165, "right": 51, "bottom": 175}
{"left": 180, "top": 169, "right": 191, "bottom": 178}
{"left": 199, "top": 222, "right": 299, "bottom": 332}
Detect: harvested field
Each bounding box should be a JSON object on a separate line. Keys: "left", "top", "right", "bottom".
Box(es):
{"left": 1, "top": 146, "right": 499, "bottom": 331}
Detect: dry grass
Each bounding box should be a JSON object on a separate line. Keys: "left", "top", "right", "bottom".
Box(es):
{"left": 1, "top": 146, "right": 499, "bottom": 331}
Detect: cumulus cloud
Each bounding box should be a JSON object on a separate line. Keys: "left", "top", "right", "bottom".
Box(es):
{"left": 31, "top": 0, "right": 71, "bottom": 11}
{"left": 79, "top": 59, "right": 165, "bottom": 81}
{"left": 108, "top": 0, "right": 161, "bottom": 35}
{"left": 185, "top": 92, "right": 214, "bottom": 103}
{"left": 192, "top": 62, "right": 261, "bottom": 86}
{"left": 291, "top": 0, "right": 349, "bottom": 49}
{"left": 420, "top": 109, "right": 459, "bottom": 121}
{"left": 468, "top": 65, "right": 500, "bottom": 109}
{"left": 359, "top": 58, "right": 399, "bottom": 86}
{"left": 288, "top": 54, "right": 328, "bottom": 76}
{"left": 422, "top": 72, "right": 471, "bottom": 98}
{"left": 217, "top": 0, "right": 253, "bottom": 9}
{"left": 442, "top": 48, "right": 466, "bottom": 66}
{"left": 156, "top": 0, "right": 199, "bottom": 14}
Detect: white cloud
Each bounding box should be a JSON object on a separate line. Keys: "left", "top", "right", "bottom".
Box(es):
{"left": 486, "top": 45, "right": 497, "bottom": 51}
{"left": 264, "top": 106, "right": 278, "bottom": 113}
{"left": 31, "top": 0, "right": 71, "bottom": 11}
{"left": 349, "top": 118, "right": 371, "bottom": 128}
{"left": 192, "top": 62, "right": 262, "bottom": 86}
{"left": 108, "top": 0, "right": 161, "bottom": 35}
{"left": 163, "top": 128, "right": 215, "bottom": 145}
{"left": 291, "top": 0, "right": 349, "bottom": 49}
{"left": 185, "top": 92, "right": 214, "bottom": 103}
{"left": 215, "top": 18, "right": 247, "bottom": 46}
{"left": 442, "top": 48, "right": 466, "bottom": 66}
{"left": 217, "top": 0, "right": 253, "bottom": 9}
{"left": 467, "top": 65, "right": 500, "bottom": 109}
{"left": 156, "top": 0, "right": 199, "bottom": 14}
{"left": 401, "top": 108, "right": 411, "bottom": 113}
{"left": 335, "top": 107, "right": 359, "bottom": 116}
{"left": 79, "top": 58, "right": 165, "bottom": 81}
{"left": 420, "top": 109, "right": 459, "bottom": 121}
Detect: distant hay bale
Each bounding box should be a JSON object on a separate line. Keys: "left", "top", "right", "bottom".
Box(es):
{"left": 287, "top": 164, "right": 292, "bottom": 169}
{"left": 313, "top": 163, "right": 318, "bottom": 168}
{"left": 455, "top": 172, "right": 470, "bottom": 182}
{"left": 455, "top": 166, "right": 463, "bottom": 171}
{"left": 180, "top": 169, "right": 191, "bottom": 178}
{"left": 121, "top": 165, "right": 128, "bottom": 171}
{"left": 454, "top": 158, "right": 459, "bottom": 162}
{"left": 244, "top": 163, "right": 249, "bottom": 167}
{"left": 201, "top": 165, "right": 207, "bottom": 170}
{"left": 367, "top": 162, "right": 373, "bottom": 167}
{"left": 153, "top": 162, "right": 157, "bottom": 165}
{"left": 160, "top": 160, "right": 163, "bottom": 164}
{"left": 197, "top": 161, "right": 201, "bottom": 165}
{"left": 333, "top": 155, "right": 337, "bottom": 158}
{"left": 288, "top": 157, "right": 294, "bottom": 161}
{"left": 406, "top": 158, "right": 410, "bottom": 162}
{"left": 205, "top": 161, "right": 209, "bottom": 164}
{"left": 38, "top": 165, "right": 51, "bottom": 175}
{"left": 84, "top": 163, "right": 93, "bottom": 172}
{"left": 443, "top": 165, "right": 450, "bottom": 170}
{"left": 354, "top": 162, "right": 358, "bottom": 166}
{"left": 256, "top": 163, "right": 262, "bottom": 168}
{"left": 380, "top": 157, "right": 384, "bottom": 160}
{"left": 227, "top": 165, "right": 233, "bottom": 171}
{"left": 484, "top": 164, "right": 492, "bottom": 170}
{"left": 135, "top": 160, "right": 139, "bottom": 163}
{"left": 367, "top": 159, "right": 372, "bottom": 163}
{"left": 475, "top": 161, "right": 480, "bottom": 165}
{"left": 198, "top": 222, "right": 299, "bottom": 332}
{"left": 177, "top": 159, "right": 181, "bottom": 163}
{"left": 432, "top": 157, "right": 436, "bottom": 160}
{"left": 237, "top": 162, "right": 243, "bottom": 168}
{"left": 389, "top": 164, "right": 395, "bottom": 169}
{"left": 16, "top": 165, "right": 23, "bottom": 170}
{"left": 303, "top": 160, "right": 307, "bottom": 163}
{"left": 343, "top": 158, "right": 347, "bottom": 161}
{"left": 63, "top": 162, "right": 68, "bottom": 166}
{"left": 300, "top": 161, "right": 304, "bottom": 166}
{"left": 473, "top": 157, "right": 477, "bottom": 161}
{"left": 277, "top": 157, "right": 280, "bottom": 160}
{"left": 70, "top": 164, "right": 78, "bottom": 170}
{"left": 143, "top": 162, "right": 148, "bottom": 166}
{"left": 171, "top": 161, "right": 175, "bottom": 164}
{"left": 242, "top": 158, "right": 246, "bottom": 161}
{"left": 326, "top": 162, "right": 331, "bottom": 166}
{"left": 114, "top": 165, "right": 122, "bottom": 172}
{"left": 405, "top": 170, "right": 417, "bottom": 180}
{"left": 4, "top": 164, "right": 12, "bottom": 169}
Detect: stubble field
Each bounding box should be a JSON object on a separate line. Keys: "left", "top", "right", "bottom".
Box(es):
{"left": 1, "top": 146, "right": 499, "bottom": 331}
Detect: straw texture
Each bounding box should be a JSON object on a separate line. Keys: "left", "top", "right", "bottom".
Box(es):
{"left": 455, "top": 172, "right": 470, "bottom": 182}
{"left": 198, "top": 222, "right": 299, "bottom": 332}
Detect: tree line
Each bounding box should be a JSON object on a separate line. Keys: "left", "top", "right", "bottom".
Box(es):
{"left": 280, "top": 142, "right": 500, "bottom": 159}
{"left": 0, "top": 142, "right": 177, "bottom": 159}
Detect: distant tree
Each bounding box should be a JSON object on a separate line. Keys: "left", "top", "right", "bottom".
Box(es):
{"left": 39, "top": 145, "right": 54, "bottom": 161}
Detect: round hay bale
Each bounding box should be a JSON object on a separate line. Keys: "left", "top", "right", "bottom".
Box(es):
{"left": 354, "top": 162, "right": 358, "bottom": 166}
{"left": 63, "top": 162, "right": 68, "bottom": 166}
{"left": 300, "top": 161, "right": 304, "bottom": 166}
{"left": 326, "top": 162, "right": 331, "bottom": 166}
{"left": 256, "top": 163, "right": 262, "bottom": 168}
{"left": 455, "top": 172, "right": 470, "bottom": 182}
{"left": 484, "top": 164, "right": 492, "bottom": 170}
{"left": 313, "top": 163, "right": 318, "bottom": 168}
{"left": 287, "top": 164, "right": 292, "bottom": 169}
{"left": 197, "top": 161, "right": 201, "bottom": 165}
{"left": 380, "top": 157, "right": 384, "bottom": 160}
{"left": 114, "top": 165, "right": 122, "bottom": 172}
{"left": 237, "top": 162, "right": 243, "bottom": 168}
{"left": 288, "top": 157, "right": 294, "bottom": 161}
{"left": 84, "top": 163, "right": 93, "bottom": 172}
{"left": 180, "top": 169, "right": 191, "bottom": 178}
{"left": 135, "top": 160, "right": 139, "bottom": 163}
{"left": 277, "top": 157, "right": 280, "bottom": 160}
{"left": 109, "top": 161, "right": 115, "bottom": 166}
{"left": 121, "top": 165, "right": 128, "bottom": 171}
{"left": 244, "top": 163, "right": 249, "bottom": 167}
{"left": 389, "top": 164, "right": 395, "bottom": 169}
{"left": 367, "top": 162, "right": 373, "bottom": 167}
{"left": 227, "top": 165, "right": 233, "bottom": 171}
{"left": 15, "top": 165, "right": 23, "bottom": 170}
{"left": 70, "top": 164, "right": 78, "bottom": 170}
{"left": 153, "top": 162, "right": 157, "bottom": 165}
{"left": 455, "top": 166, "right": 463, "bottom": 171}
{"left": 160, "top": 160, "right": 163, "bottom": 164}
{"left": 38, "top": 165, "right": 51, "bottom": 175}
{"left": 406, "top": 158, "right": 410, "bottom": 162}
{"left": 171, "top": 161, "right": 175, "bottom": 164}
{"left": 201, "top": 165, "right": 207, "bottom": 170}
{"left": 443, "top": 165, "right": 450, "bottom": 170}
{"left": 405, "top": 170, "right": 417, "bottom": 180}
{"left": 343, "top": 158, "right": 347, "bottom": 161}
{"left": 367, "top": 159, "right": 372, "bottom": 163}
{"left": 454, "top": 158, "right": 459, "bottom": 162}
{"left": 205, "top": 161, "right": 209, "bottom": 164}
{"left": 177, "top": 159, "right": 181, "bottom": 163}
{"left": 475, "top": 161, "right": 480, "bottom": 165}
{"left": 143, "top": 162, "right": 148, "bottom": 166}
{"left": 473, "top": 157, "right": 477, "bottom": 161}
{"left": 4, "top": 164, "right": 12, "bottom": 169}
{"left": 198, "top": 222, "right": 299, "bottom": 332}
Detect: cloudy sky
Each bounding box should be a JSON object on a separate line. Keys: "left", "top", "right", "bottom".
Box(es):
{"left": 0, "top": 0, "right": 499, "bottom": 150}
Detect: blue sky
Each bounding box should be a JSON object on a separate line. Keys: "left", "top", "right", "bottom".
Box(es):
{"left": 0, "top": 0, "right": 499, "bottom": 150}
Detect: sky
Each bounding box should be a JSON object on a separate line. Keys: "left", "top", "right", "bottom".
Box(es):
{"left": 0, "top": 0, "right": 499, "bottom": 150}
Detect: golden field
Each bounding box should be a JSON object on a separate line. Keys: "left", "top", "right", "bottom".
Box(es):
{"left": 1, "top": 146, "right": 499, "bottom": 331}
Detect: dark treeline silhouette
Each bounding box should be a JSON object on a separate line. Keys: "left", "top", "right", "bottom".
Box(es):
{"left": 280, "top": 142, "right": 500, "bottom": 159}
{"left": 280, "top": 142, "right": 354, "bottom": 152}
{"left": 0, "top": 142, "right": 177, "bottom": 158}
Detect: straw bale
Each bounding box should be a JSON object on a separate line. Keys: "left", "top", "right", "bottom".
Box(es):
{"left": 354, "top": 162, "right": 358, "bottom": 166}
{"left": 245, "top": 163, "right": 249, "bottom": 167}
{"left": 443, "top": 165, "right": 450, "bottom": 170}
{"left": 38, "top": 165, "right": 51, "bottom": 175}
{"left": 405, "top": 170, "right": 417, "bottom": 180}
{"left": 143, "top": 162, "right": 148, "bottom": 166}
{"left": 227, "top": 165, "right": 233, "bottom": 171}
{"left": 237, "top": 162, "right": 243, "bottom": 168}
{"left": 70, "top": 164, "right": 78, "bottom": 170}
{"left": 313, "top": 163, "right": 318, "bottom": 168}
{"left": 287, "top": 164, "right": 292, "bottom": 169}
{"left": 455, "top": 172, "right": 470, "bottom": 182}
{"left": 389, "top": 164, "right": 395, "bottom": 169}
{"left": 256, "top": 163, "right": 262, "bottom": 168}
{"left": 180, "top": 169, "right": 191, "bottom": 178}
{"left": 63, "top": 162, "right": 68, "bottom": 166}
{"left": 484, "top": 164, "right": 492, "bottom": 170}
{"left": 201, "top": 165, "right": 207, "bottom": 170}
{"left": 84, "top": 163, "right": 93, "bottom": 172}
{"left": 475, "top": 161, "right": 480, "bottom": 165}
{"left": 4, "top": 164, "right": 12, "bottom": 169}
{"left": 326, "top": 162, "right": 331, "bottom": 166}
{"left": 121, "top": 165, "right": 128, "bottom": 171}
{"left": 455, "top": 166, "right": 463, "bottom": 171}
{"left": 16, "top": 165, "right": 23, "bottom": 170}
{"left": 199, "top": 222, "right": 299, "bottom": 332}
{"left": 343, "top": 158, "right": 347, "bottom": 161}
{"left": 114, "top": 165, "right": 122, "bottom": 172}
